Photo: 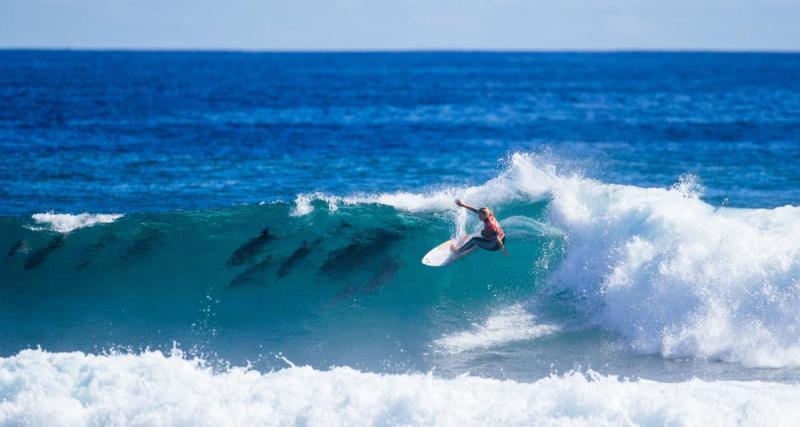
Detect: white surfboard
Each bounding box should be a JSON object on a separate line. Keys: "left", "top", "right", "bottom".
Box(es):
{"left": 421, "top": 233, "right": 480, "bottom": 267}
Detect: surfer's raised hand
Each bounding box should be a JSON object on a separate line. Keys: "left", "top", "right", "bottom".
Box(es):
{"left": 455, "top": 199, "right": 480, "bottom": 214}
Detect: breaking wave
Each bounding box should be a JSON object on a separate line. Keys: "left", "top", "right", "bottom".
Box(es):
{"left": 4, "top": 153, "right": 800, "bottom": 368}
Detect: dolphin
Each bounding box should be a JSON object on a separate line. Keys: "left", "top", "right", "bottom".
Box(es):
{"left": 320, "top": 228, "right": 402, "bottom": 274}
{"left": 329, "top": 259, "right": 401, "bottom": 305}
{"left": 6, "top": 239, "right": 30, "bottom": 257}
{"left": 227, "top": 227, "right": 275, "bottom": 267}
{"left": 364, "top": 260, "right": 401, "bottom": 292}
{"left": 24, "top": 235, "right": 65, "bottom": 271}
{"left": 121, "top": 228, "right": 164, "bottom": 261}
{"left": 277, "top": 238, "right": 323, "bottom": 278}
{"left": 76, "top": 233, "right": 119, "bottom": 270}
{"left": 228, "top": 256, "right": 275, "bottom": 288}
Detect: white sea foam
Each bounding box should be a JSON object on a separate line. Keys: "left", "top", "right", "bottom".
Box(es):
{"left": 290, "top": 193, "right": 341, "bottom": 216}
{"left": 434, "top": 304, "right": 560, "bottom": 354}
{"left": 30, "top": 212, "right": 123, "bottom": 233}
{"left": 301, "top": 153, "right": 800, "bottom": 367}
{"left": 496, "top": 155, "right": 800, "bottom": 367}
{"left": 1, "top": 349, "right": 798, "bottom": 427}
{"left": 289, "top": 194, "right": 315, "bottom": 216}
{"left": 527, "top": 163, "right": 800, "bottom": 368}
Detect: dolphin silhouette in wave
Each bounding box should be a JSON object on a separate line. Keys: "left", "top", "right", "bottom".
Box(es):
{"left": 227, "top": 227, "right": 275, "bottom": 267}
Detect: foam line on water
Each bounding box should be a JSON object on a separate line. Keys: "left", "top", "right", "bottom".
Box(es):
{"left": 1, "top": 349, "right": 798, "bottom": 427}
{"left": 29, "top": 212, "right": 123, "bottom": 233}
{"left": 434, "top": 304, "right": 560, "bottom": 354}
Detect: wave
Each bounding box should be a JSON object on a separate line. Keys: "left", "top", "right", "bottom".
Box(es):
{"left": 0, "top": 349, "right": 797, "bottom": 427}
{"left": 4, "top": 153, "right": 800, "bottom": 369}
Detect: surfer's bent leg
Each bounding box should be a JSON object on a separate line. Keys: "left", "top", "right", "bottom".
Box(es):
{"left": 457, "top": 237, "right": 498, "bottom": 254}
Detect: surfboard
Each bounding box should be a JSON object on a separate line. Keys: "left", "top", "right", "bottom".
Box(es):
{"left": 421, "top": 233, "right": 480, "bottom": 267}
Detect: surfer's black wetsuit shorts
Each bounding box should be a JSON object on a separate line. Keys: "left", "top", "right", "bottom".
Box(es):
{"left": 457, "top": 236, "right": 505, "bottom": 254}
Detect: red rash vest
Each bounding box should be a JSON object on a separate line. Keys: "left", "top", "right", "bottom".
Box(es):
{"left": 482, "top": 216, "right": 505, "bottom": 240}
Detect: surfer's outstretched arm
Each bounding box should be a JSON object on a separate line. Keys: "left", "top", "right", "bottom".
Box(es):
{"left": 455, "top": 199, "right": 480, "bottom": 214}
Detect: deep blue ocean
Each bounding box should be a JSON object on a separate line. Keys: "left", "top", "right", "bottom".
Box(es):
{"left": 2, "top": 51, "right": 800, "bottom": 425}
{"left": 3, "top": 51, "right": 800, "bottom": 214}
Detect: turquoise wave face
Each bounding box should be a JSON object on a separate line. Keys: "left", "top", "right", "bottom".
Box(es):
{"left": 7, "top": 153, "right": 800, "bottom": 383}
{"left": 0, "top": 200, "right": 566, "bottom": 376}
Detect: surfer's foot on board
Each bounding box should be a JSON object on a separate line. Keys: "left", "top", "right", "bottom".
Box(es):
{"left": 450, "top": 243, "right": 458, "bottom": 253}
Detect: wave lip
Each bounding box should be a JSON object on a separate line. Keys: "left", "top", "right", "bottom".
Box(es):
{"left": 2, "top": 349, "right": 800, "bottom": 427}
{"left": 434, "top": 305, "right": 560, "bottom": 354}
{"left": 30, "top": 212, "right": 123, "bottom": 233}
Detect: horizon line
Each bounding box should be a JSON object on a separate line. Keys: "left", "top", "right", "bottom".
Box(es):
{"left": 1, "top": 47, "right": 799, "bottom": 54}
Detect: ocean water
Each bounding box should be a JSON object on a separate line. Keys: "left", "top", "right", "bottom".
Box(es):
{"left": 2, "top": 51, "right": 800, "bottom": 426}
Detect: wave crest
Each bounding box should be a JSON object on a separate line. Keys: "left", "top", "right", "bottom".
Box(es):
{"left": 30, "top": 212, "right": 123, "bottom": 233}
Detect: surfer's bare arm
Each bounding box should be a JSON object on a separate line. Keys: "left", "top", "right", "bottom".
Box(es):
{"left": 455, "top": 199, "right": 479, "bottom": 214}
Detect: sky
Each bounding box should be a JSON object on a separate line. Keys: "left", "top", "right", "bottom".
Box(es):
{"left": 1, "top": 0, "right": 799, "bottom": 51}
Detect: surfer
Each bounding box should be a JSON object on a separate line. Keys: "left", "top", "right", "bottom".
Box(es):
{"left": 453, "top": 199, "right": 508, "bottom": 255}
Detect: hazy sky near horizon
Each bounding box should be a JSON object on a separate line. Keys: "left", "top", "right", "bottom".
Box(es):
{"left": 2, "top": 0, "right": 799, "bottom": 50}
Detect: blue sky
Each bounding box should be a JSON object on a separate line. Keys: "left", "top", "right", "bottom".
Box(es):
{"left": 2, "top": 0, "right": 799, "bottom": 50}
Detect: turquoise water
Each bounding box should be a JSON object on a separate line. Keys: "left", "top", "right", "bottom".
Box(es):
{"left": 2, "top": 199, "right": 555, "bottom": 375}
{"left": 5, "top": 155, "right": 800, "bottom": 384}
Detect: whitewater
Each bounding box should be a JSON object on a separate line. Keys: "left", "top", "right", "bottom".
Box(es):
{"left": 2, "top": 349, "right": 799, "bottom": 427}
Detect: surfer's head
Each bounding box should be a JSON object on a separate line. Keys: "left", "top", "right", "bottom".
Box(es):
{"left": 478, "top": 207, "right": 493, "bottom": 220}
